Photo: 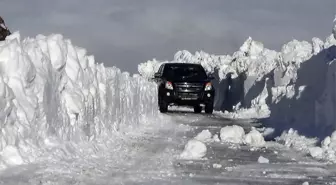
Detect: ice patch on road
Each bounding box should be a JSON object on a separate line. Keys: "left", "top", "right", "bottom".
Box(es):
{"left": 180, "top": 139, "right": 207, "bottom": 160}
{"left": 220, "top": 125, "right": 245, "bottom": 144}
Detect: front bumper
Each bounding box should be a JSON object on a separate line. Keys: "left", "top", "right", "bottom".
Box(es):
{"left": 160, "top": 89, "right": 215, "bottom": 105}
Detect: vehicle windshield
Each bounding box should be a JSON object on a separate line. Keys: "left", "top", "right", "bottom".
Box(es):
{"left": 163, "top": 65, "right": 207, "bottom": 80}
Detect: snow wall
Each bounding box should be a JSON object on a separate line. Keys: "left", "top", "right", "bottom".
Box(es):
{"left": 138, "top": 24, "right": 336, "bottom": 140}
{"left": 0, "top": 32, "right": 158, "bottom": 168}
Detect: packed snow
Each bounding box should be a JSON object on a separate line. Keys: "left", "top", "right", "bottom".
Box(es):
{"left": 275, "top": 129, "right": 318, "bottom": 153}
{"left": 193, "top": 129, "right": 213, "bottom": 143}
{"left": 0, "top": 32, "right": 158, "bottom": 169}
{"left": 244, "top": 127, "right": 266, "bottom": 147}
{"left": 180, "top": 139, "right": 207, "bottom": 160}
{"left": 212, "top": 163, "right": 222, "bottom": 169}
{"left": 220, "top": 125, "right": 245, "bottom": 144}
{"left": 258, "top": 156, "right": 270, "bottom": 164}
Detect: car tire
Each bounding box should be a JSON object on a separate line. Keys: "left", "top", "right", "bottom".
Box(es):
{"left": 193, "top": 105, "right": 202, "bottom": 113}
{"left": 204, "top": 102, "right": 214, "bottom": 114}
{"left": 159, "top": 97, "right": 168, "bottom": 113}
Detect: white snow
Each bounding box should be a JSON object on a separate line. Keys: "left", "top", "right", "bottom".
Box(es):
{"left": 244, "top": 128, "right": 266, "bottom": 147}
{"left": 220, "top": 125, "right": 245, "bottom": 144}
{"left": 308, "top": 147, "right": 324, "bottom": 159}
{"left": 0, "top": 145, "right": 24, "bottom": 167}
{"left": 258, "top": 156, "right": 269, "bottom": 164}
{"left": 217, "top": 107, "right": 270, "bottom": 119}
{"left": 212, "top": 134, "right": 220, "bottom": 142}
{"left": 136, "top": 18, "right": 336, "bottom": 163}
{"left": 333, "top": 15, "right": 336, "bottom": 40}
{"left": 0, "top": 32, "right": 159, "bottom": 169}
{"left": 303, "top": 130, "right": 336, "bottom": 162}
{"left": 212, "top": 163, "right": 222, "bottom": 169}
{"left": 257, "top": 127, "right": 275, "bottom": 138}
{"left": 138, "top": 19, "right": 336, "bottom": 141}
{"left": 180, "top": 139, "right": 207, "bottom": 160}
{"left": 194, "top": 129, "right": 213, "bottom": 143}
{"left": 275, "top": 129, "right": 318, "bottom": 153}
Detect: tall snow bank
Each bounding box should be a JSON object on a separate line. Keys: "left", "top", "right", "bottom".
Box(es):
{"left": 138, "top": 20, "right": 336, "bottom": 139}
{"left": 0, "top": 32, "right": 158, "bottom": 168}
{"left": 333, "top": 16, "right": 336, "bottom": 40}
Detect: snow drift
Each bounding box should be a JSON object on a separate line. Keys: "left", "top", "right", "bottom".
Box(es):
{"left": 138, "top": 20, "right": 336, "bottom": 139}
{"left": 0, "top": 32, "right": 158, "bottom": 169}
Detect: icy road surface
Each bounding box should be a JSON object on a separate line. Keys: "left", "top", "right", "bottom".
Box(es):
{"left": 0, "top": 109, "right": 336, "bottom": 185}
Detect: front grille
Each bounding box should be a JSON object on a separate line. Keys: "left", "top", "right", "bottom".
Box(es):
{"left": 175, "top": 83, "right": 204, "bottom": 92}
{"left": 177, "top": 92, "right": 200, "bottom": 100}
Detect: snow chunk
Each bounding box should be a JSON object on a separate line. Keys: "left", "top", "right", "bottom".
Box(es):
{"left": 212, "top": 163, "right": 222, "bottom": 169}
{"left": 194, "top": 130, "right": 212, "bottom": 143}
{"left": 220, "top": 125, "right": 245, "bottom": 144}
{"left": 180, "top": 139, "right": 207, "bottom": 160}
{"left": 312, "top": 37, "right": 324, "bottom": 54}
{"left": 244, "top": 128, "right": 266, "bottom": 147}
{"left": 212, "top": 134, "right": 220, "bottom": 142}
{"left": 302, "top": 182, "right": 309, "bottom": 185}
{"left": 258, "top": 156, "right": 269, "bottom": 164}
{"left": 0, "top": 145, "right": 24, "bottom": 166}
{"left": 276, "top": 129, "right": 318, "bottom": 152}
{"left": 260, "top": 127, "right": 275, "bottom": 137}
{"left": 137, "top": 59, "right": 162, "bottom": 79}
{"left": 308, "top": 147, "right": 323, "bottom": 159}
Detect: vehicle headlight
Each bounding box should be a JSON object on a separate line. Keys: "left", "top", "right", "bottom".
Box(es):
{"left": 205, "top": 82, "right": 212, "bottom": 91}
{"left": 165, "top": 81, "right": 173, "bottom": 90}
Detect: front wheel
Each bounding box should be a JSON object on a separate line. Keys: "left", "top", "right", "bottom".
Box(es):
{"left": 159, "top": 97, "right": 168, "bottom": 113}
{"left": 204, "top": 102, "right": 214, "bottom": 114}
{"left": 193, "top": 105, "right": 202, "bottom": 113}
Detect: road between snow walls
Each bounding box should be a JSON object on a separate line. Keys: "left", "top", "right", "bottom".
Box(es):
{"left": 138, "top": 20, "right": 336, "bottom": 163}
{"left": 0, "top": 20, "right": 335, "bottom": 184}
{"left": 0, "top": 32, "right": 158, "bottom": 170}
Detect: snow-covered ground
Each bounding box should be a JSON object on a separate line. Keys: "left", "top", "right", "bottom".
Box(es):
{"left": 0, "top": 111, "right": 335, "bottom": 185}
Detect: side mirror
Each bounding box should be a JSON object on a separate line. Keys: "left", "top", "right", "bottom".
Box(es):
{"left": 208, "top": 74, "right": 215, "bottom": 80}
{"left": 154, "top": 72, "right": 161, "bottom": 78}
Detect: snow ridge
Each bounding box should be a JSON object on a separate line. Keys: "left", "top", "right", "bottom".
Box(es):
{"left": 138, "top": 31, "right": 336, "bottom": 138}
{"left": 138, "top": 20, "right": 336, "bottom": 162}
{"left": 0, "top": 32, "right": 158, "bottom": 169}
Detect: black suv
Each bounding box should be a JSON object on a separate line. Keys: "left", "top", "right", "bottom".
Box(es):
{"left": 154, "top": 63, "right": 215, "bottom": 114}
